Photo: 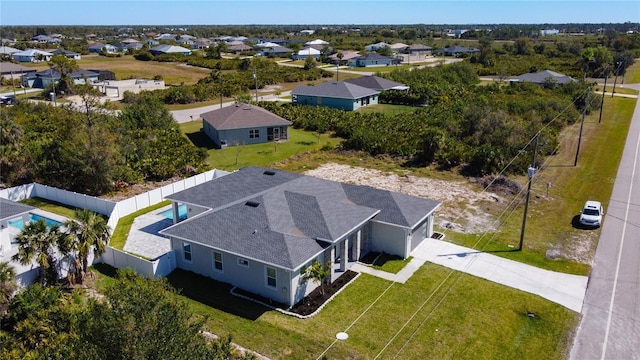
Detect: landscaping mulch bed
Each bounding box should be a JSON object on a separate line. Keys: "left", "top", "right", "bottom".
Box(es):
{"left": 234, "top": 270, "right": 358, "bottom": 317}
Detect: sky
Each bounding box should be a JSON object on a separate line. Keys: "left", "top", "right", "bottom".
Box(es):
{"left": 1, "top": 0, "right": 638, "bottom": 26}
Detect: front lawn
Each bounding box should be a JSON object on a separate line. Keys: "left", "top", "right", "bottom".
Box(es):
{"left": 95, "top": 261, "right": 578, "bottom": 359}
{"left": 179, "top": 121, "right": 342, "bottom": 171}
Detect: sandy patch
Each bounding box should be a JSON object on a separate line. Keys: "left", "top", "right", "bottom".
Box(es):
{"left": 305, "top": 163, "right": 501, "bottom": 234}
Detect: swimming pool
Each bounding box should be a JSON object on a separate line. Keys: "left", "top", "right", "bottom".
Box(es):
{"left": 8, "top": 213, "right": 64, "bottom": 231}
{"left": 159, "top": 204, "right": 188, "bottom": 220}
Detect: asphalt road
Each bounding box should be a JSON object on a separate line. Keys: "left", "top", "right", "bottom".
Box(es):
{"left": 570, "top": 84, "right": 640, "bottom": 360}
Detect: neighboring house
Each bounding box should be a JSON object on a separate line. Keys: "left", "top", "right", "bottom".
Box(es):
{"left": 50, "top": 49, "right": 81, "bottom": 60}
{"left": 177, "top": 38, "right": 195, "bottom": 47}
{"left": 88, "top": 43, "right": 119, "bottom": 54}
{"left": 343, "top": 75, "right": 409, "bottom": 92}
{"left": 145, "top": 39, "right": 160, "bottom": 46}
{"left": 200, "top": 103, "right": 292, "bottom": 148}
{"left": 404, "top": 44, "right": 433, "bottom": 54}
{"left": 159, "top": 166, "right": 441, "bottom": 308}
{"left": 292, "top": 46, "right": 321, "bottom": 60}
{"left": 0, "top": 46, "right": 20, "bottom": 56}
{"left": 227, "top": 43, "right": 253, "bottom": 53}
{"left": 437, "top": 46, "right": 479, "bottom": 56}
{"left": 31, "top": 35, "right": 61, "bottom": 44}
{"left": 540, "top": 29, "right": 560, "bottom": 36}
{"left": 23, "top": 68, "right": 100, "bottom": 88}
{"left": 113, "top": 42, "right": 143, "bottom": 52}
{"left": 194, "top": 38, "right": 212, "bottom": 49}
{"left": 12, "top": 49, "right": 53, "bottom": 62}
{"left": 149, "top": 45, "right": 192, "bottom": 56}
{"left": 155, "top": 33, "right": 178, "bottom": 41}
{"left": 299, "top": 29, "right": 315, "bottom": 35}
{"left": 509, "top": 70, "right": 576, "bottom": 87}
{"left": 389, "top": 43, "right": 409, "bottom": 52}
{"left": 364, "top": 42, "right": 389, "bottom": 52}
{"left": 305, "top": 39, "right": 329, "bottom": 46}
{"left": 0, "top": 62, "right": 37, "bottom": 80}
{"left": 328, "top": 50, "right": 360, "bottom": 65}
{"left": 292, "top": 81, "right": 380, "bottom": 111}
{"left": 351, "top": 53, "right": 399, "bottom": 67}
{"left": 259, "top": 45, "right": 293, "bottom": 57}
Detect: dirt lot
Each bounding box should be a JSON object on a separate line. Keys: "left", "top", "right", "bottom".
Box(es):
{"left": 305, "top": 163, "right": 502, "bottom": 234}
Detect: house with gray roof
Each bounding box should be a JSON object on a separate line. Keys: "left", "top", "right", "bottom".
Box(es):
{"left": 292, "top": 81, "right": 380, "bottom": 111}
{"left": 88, "top": 43, "right": 119, "bottom": 54}
{"left": 51, "top": 49, "right": 81, "bottom": 60}
{"left": 509, "top": 70, "right": 576, "bottom": 87}
{"left": 149, "top": 45, "right": 192, "bottom": 56}
{"left": 404, "top": 44, "right": 433, "bottom": 54}
{"left": 0, "top": 62, "right": 37, "bottom": 80}
{"left": 160, "top": 166, "right": 440, "bottom": 307}
{"left": 201, "top": 103, "right": 292, "bottom": 148}
{"left": 343, "top": 75, "right": 409, "bottom": 92}
{"left": 351, "top": 53, "right": 400, "bottom": 67}
{"left": 437, "top": 46, "right": 479, "bottom": 57}
{"left": 23, "top": 68, "right": 99, "bottom": 88}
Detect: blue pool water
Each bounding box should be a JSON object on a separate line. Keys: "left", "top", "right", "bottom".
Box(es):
{"left": 8, "top": 213, "right": 64, "bottom": 230}
{"left": 159, "top": 204, "right": 188, "bottom": 220}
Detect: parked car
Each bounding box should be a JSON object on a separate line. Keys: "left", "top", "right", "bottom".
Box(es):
{"left": 579, "top": 200, "right": 604, "bottom": 227}
{"left": 0, "top": 95, "right": 15, "bottom": 105}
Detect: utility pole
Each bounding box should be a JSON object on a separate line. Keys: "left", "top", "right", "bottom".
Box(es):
{"left": 598, "top": 74, "right": 607, "bottom": 123}
{"left": 611, "top": 61, "right": 623, "bottom": 98}
{"left": 518, "top": 133, "right": 539, "bottom": 251}
{"left": 574, "top": 88, "right": 590, "bottom": 166}
{"left": 336, "top": 63, "right": 339, "bottom": 81}
{"left": 253, "top": 64, "right": 258, "bottom": 102}
{"left": 9, "top": 71, "right": 17, "bottom": 100}
{"left": 50, "top": 67, "right": 57, "bottom": 105}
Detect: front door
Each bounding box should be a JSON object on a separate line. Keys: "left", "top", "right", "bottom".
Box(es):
{"left": 273, "top": 127, "right": 280, "bottom": 141}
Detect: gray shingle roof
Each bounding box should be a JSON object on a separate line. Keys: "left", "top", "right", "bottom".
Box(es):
{"left": 161, "top": 167, "right": 440, "bottom": 270}
{"left": 292, "top": 81, "right": 379, "bottom": 99}
{"left": 343, "top": 75, "right": 407, "bottom": 91}
{"left": 512, "top": 70, "right": 576, "bottom": 85}
{"left": 200, "top": 104, "right": 292, "bottom": 131}
{"left": 0, "top": 198, "right": 35, "bottom": 221}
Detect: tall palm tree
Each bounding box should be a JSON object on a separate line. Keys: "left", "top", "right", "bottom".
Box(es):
{"left": 62, "top": 209, "right": 110, "bottom": 284}
{"left": 12, "top": 220, "right": 63, "bottom": 286}
{"left": 0, "top": 261, "right": 17, "bottom": 317}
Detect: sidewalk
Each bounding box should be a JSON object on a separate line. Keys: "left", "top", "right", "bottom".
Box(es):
{"left": 352, "top": 238, "right": 588, "bottom": 312}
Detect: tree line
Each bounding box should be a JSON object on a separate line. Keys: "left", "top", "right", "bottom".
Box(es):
{"left": 1, "top": 89, "right": 207, "bottom": 195}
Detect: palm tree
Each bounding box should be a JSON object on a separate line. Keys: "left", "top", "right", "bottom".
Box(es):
{"left": 12, "top": 220, "right": 62, "bottom": 286}
{"left": 0, "top": 261, "right": 17, "bottom": 317}
{"left": 301, "top": 260, "right": 331, "bottom": 295}
{"left": 61, "top": 209, "right": 110, "bottom": 284}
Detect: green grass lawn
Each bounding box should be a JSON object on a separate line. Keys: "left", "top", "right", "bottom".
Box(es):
{"left": 179, "top": 121, "right": 342, "bottom": 171}
{"left": 356, "top": 103, "right": 421, "bottom": 115}
{"left": 372, "top": 254, "right": 413, "bottom": 274}
{"left": 92, "top": 261, "right": 577, "bottom": 359}
{"left": 19, "top": 197, "right": 81, "bottom": 219}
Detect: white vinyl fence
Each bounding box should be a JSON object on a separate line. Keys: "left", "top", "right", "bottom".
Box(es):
{"left": 1, "top": 169, "right": 228, "bottom": 280}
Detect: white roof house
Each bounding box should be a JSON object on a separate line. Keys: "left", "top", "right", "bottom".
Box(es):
{"left": 364, "top": 42, "right": 389, "bottom": 52}
{"left": 149, "top": 45, "right": 192, "bottom": 56}
{"left": 12, "top": 49, "right": 53, "bottom": 63}
{"left": 292, "top": 47, "right": 321, "bottom": 60}
{"left": 305, "top": 39, "right": 329, "bottom": 45}
{"left": 0, "top": 46, "right": 20, "bottom": 55}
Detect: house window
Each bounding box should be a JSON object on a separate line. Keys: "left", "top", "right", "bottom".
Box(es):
{"left": 238, "top": 258, "right": 249, "bottom": 267}
{"left": 266, "top": 266, "right": 277, "bottom": 288}
{"left": 249, "top": 129, "right": 260, "bottom": 139}
{"left": 183, "top": 242, "right": 192, "bottom": 262}
{"left": 213, "top": 251, "right": 223, "bottom": 271}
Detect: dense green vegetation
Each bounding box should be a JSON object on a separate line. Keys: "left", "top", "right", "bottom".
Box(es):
{"left": 0, "top": 269, "right": 254, "bottom": 359}
{"left": 260, "top": 63, "right": 595, "bottom": 175}
{"left": 0, "top": 92, "right": 207, "bottom": 195}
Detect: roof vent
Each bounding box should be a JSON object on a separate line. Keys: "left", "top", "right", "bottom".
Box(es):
{"left": 245, "top": 201, "right": 260, "bottom": 207}
{"left": 263, "top": 170, "right": 276, "bottom": 176}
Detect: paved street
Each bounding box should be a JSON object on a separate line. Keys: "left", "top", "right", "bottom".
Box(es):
{"left": 570, "top": 84, "right": 640, "bottom": 360}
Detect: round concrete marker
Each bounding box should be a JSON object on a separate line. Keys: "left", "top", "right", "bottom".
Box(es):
{"left": 336, "top": 332, "right": 349, "bottom": 340}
